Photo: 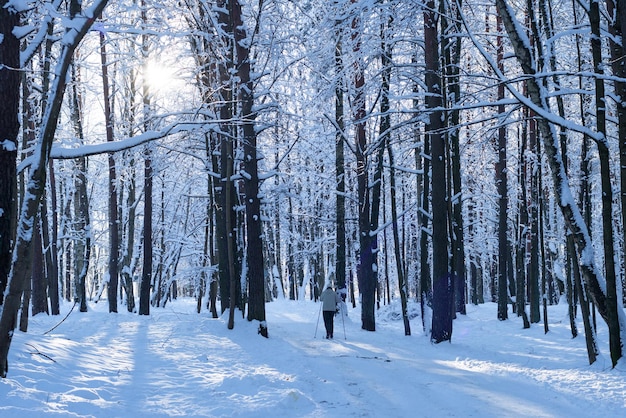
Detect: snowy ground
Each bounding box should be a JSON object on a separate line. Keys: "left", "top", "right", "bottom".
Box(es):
{"left": 1, "top": 297, "right": 625, "bottom": 417}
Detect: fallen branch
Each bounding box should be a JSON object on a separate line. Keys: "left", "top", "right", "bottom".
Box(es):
{"left": 25, "top": 343, "right": 56, "bottom": 363}
{"left": 43, "top": 300, "right": 77, "bottom": 335}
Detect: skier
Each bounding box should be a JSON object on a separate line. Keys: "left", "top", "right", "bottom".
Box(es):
{"left": 320, "top": 282, "right": 341, "bottom": 339}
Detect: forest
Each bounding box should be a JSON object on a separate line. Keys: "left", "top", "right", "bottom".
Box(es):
{"left": 1, "top": 0, "right": 626, "bottom": 379}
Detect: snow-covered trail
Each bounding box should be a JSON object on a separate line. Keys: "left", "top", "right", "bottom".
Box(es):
{"left": 1, "top": 298, "right": 625, "bottom": 417}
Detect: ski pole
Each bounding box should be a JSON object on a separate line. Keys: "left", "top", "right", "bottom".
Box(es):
{"left": 314, "top": 302, "right": 322, "bottom": 338}
{"left": 340, "top": 302, "right": 346, "bottom": 340}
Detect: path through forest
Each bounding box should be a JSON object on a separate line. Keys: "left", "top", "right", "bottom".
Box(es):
{"left": 1, "top": 298, "right": 625, "bottom": 417}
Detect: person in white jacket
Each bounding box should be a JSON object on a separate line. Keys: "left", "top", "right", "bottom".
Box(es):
{"left": 320, "top": 283, "right": 341, "bottom": 339}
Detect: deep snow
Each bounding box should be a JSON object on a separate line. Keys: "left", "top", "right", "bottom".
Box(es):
{"left": 1, "top": 297, "right": 625, "bottom": 417}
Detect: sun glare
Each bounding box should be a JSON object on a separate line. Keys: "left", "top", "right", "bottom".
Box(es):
{"left": 144, "top": 60, "right": 176, "bottom": 93}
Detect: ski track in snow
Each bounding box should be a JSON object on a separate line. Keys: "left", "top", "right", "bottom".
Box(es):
{"left": 1, "top": 298, "right": 625, "bottom": 417}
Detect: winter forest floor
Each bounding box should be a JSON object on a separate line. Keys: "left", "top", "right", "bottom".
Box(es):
{"left": 1, "top": 298, "right": 625, "bottom": 417}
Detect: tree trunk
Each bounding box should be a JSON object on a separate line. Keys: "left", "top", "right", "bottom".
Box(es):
{"left": 388, "top": 136, "right": 411, "bottom": 336}
{"left": 444, "top": 0, "right": 466, "bottom": 316}
{"left": 495, "top": 14, "right": 509, "bottom": 322}
{"left": 426, "top": 0, "right": 452, "bottom": 343}
{"left": 140, "top": 148, "right": 153, "bottom": 316}
{"left": 588, "top": 0, "right": 621, "bottom": 366}
{"left": 0, "top": 1, "right": 20, "bottom": 307}
{"left": 528, "top": 118, "right": 541, "bottom": 324}
{"left": 573, "top": 0, "right": 597, "bottom": 361}
{"left": 378, "top": 14, "right": 409, "bottom": 334}
{"left": 213, "top": 0, "right": 239, "bottom": 318}
{"left": 70, "top": 61, "right": 89, "bottom": 313}
{"left": 418, "top": 99, "right": 432, "bottom": 330}
{"left": 516, "top": 107, "right": 530, "bottom": 328}
{"left": 335, "top": 33, "right": 347, "bottom": 296}
{"left": 606, "top": 1, "right": 626, "bottom": 309}
{"left": 100, "top": 23, "right": 119, "bottom": 313}
{"left": 30, "top": 220, "right": 48, "bottom": 318}
{"left": 74, "top": 156, "right": 90, "bottom": 313}
{"left": 206, "top": 137, "right": 218, "bottom": 318}
{"left": 121, "top": 157, "right": 137, "bottom": 313}
{"left": 350, "top": 0, "right": 377, "bottom": 332}
{"left": 42, "top": 168, "right": 60, "bottom": 315}
{"left": 230, "top": 0, "right": 266, "bottom": 336}
{"left": 119, "top": 69, "right": 138, "bottom": 313}
{"left": 139, "top": 2, "right": 152, "bottom": 316}
{"left": 63, "top": 192, "right": 73, "bottom": 302}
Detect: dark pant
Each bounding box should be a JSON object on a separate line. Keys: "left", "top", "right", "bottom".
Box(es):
{"left": 323, "top": 310, "right": 334, "bottom": 338}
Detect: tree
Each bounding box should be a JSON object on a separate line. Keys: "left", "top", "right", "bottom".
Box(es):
{"left": 350, "top": 0, "right": 379, "bottom": 332}
{"left": 0, "top": 0, "right": 21, "bottom": 307}
{"left": 418, "top": 85, "right": 432, "bottom": 331}
{"left": 379, "top": 11, "right": 410, "bottom": 335}
{"left": 572, "top": 0, "right": 598, "bottom": 363}
{"left": 70, "top": 61, "right": 90, "bottom": 313}
{"left": 426, "top": 0, "right": 453, "bottom": 343}
{"left": 588, "top": 0, "right": 621, "bottom": 365}
{"left": 495, "top": 13, "right": 508, "bottom": 322}
{"left": 100, "top": 17, "right": 119, "bottom": 313}
{"left": 229, "top": 0, "right": 268, "bottom": 337}
{"left": 443, "top": 0, "right": 466, "bottom": 316}
{"left": 210, "top": 0, "right": 241, "bottom": 319}
{"left": 44, "top": 160, "right": 60, "bottom": 316}
{"left": 139, "top": 0, "right": 154, "bottom": 316}
{"left": 606, "top": 1, "right": 626, "bottom": 296}
{"left": 334, "top": 10, "right": 347, "bottom": 297}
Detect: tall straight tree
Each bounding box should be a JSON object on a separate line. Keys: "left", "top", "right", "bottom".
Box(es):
{"left": 443, "top": 0, "right": 466, "bottom": 316}
{"left": 350, "top": 0, "right": 377, "bottom": 331}
{"left": 604, "top": 0, "right": 626, "bottom": 288}
{"left": 528, "top": 113, "right": 540, "bottom": 324}
{"left": 588, "top": 0, "right": 621, "bottom": 365}
{"left": 426, "top": 0, "right": 453, "bottom": 343}
{"left": 119, "top": 68, "right": 138, "bottom": 313}
{"left": 42, "top": 163, "right": 60, "bottom": 316}
{"left": 334, "top": 12, "right": 347, "bottom": 295}
{"left": 229, "top": 0, "right": 267, "bottom": 337}
{"left": 120, "top": 154, "right": 138, "bottom": 313}
{"left": 526, "top": 0, "right": 542, "bottom": 325}
{"left": 516, "top": 105, "right": 530, "bottom": 328}
{"left": 139, "top": 1, "right": 152, "bottom": 316}
{"left": 74, "top": 156, "right": 90, "bottom": 313}
{"left": 70, "top": 63, "right": 90, "bottom": 313}
{"left": 379, "top": 11, "right": 410, "bottom": 335}
{"left": 100, "top": 20, "right": 119, "bottom": 313}
{"left": 417, "top": 87, "right": 432, "bottom": 331}
{"left": 0, "top": 0, "right": 20, "bottom": 307}
{"left": 212, "top": 0, "right": 240, "bottom": 319}
{"left": 32, "top": 9, "right": 59, "bottom": 316}
{"left": 573, "top": 0, "right": 598, "bottom": 364}
{"left": 495, "top": 13, "right": 508, "bottom": 322}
